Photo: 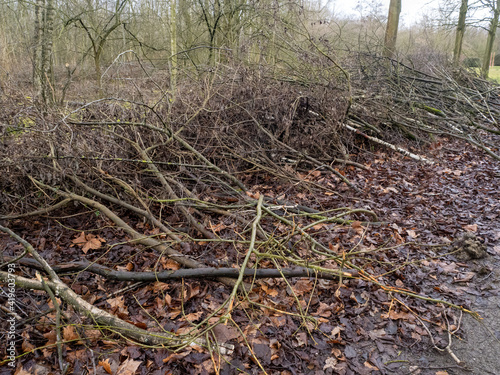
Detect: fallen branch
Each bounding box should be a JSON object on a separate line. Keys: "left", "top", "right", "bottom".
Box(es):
{"left": 0, "top": 198, "right": 72, "bottom": 220}
{"left": 30, "top": 178, "right": 245, "bottom": 290}
{"left": 0, "top": 224, "right": 194, "bottom": 347}
{"left": 0, "top": 271, "right": 190, "bottom": 347}
{"left": 1, "top": 256, "right": 357, "bottom": 281}
{"left": 343, "top": 122, "right": 434, "bottom": 164}
{"left": 413, "top": 308, "right": 466, "bottom": 367}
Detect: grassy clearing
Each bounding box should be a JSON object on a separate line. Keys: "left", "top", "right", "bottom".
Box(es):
{"left": 472, "top": 66, "right": 500, "bottom": 83}
{"left": 489, "top": 66, "right": 500, "bottom": 82}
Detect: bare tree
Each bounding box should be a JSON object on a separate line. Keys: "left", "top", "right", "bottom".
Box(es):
{"left": 32, "top": 0, "right": 43, "bottom": 88}
{"left": 170, "top": 0, "right": 178, "bottom": 97}
{"left": 65, "top": 0, "right": 128, "bottom": 97}
{"left": 40, "top": 0, "right": 55, "bottom": 104}
{"left": 197, "top": 0, "right": 224, "bottom": 64}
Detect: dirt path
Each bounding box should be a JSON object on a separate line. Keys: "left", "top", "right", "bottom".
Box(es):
{"left": 397, "top": 260, "right": 500, "bottom": 375}
{"left": 346, "top": 140, "right": 500, "bottom": 374}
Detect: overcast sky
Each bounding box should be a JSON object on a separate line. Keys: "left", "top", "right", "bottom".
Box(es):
{"left": 330, "top": 0, "right": 440, "bottom": 25}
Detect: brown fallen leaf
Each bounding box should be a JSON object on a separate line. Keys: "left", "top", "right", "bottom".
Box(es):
{"left": 453, "top": 272, "right": 475, "bottom": 283}
{"left": 463, "top": 224, "right": 478, "bottom": 232}
{"left": 406, "top": 229, "right": 418, "bottom": 238}
{"left": 312, "top": 302, "right": 332, "bottom": 318}
{"left": 182, "top": 311, "right": 203, "bottom": 322}
{"left": 164, "top": 258, "right": 181, "bottom": 270}
{"left": 292, "top": 279, "right": 313, "bottom": 296}
{"left": 261, "top": 283, "right": 279, "bottom": 297}
{"left": 364, "top": 361, "right": 379, "bottom": 371}
{"left": 72, "top": 231, "right": 106, "bottom": 253}
{"left": 43, "top": 330, "right": 57, "bottom": 346}
{"left": 383, "top": 186, "right": 399, "bottom": 194}
{"left": 63, "top": 325, "right": 80, "bottom": 342}
{"left": 84, "top": 329, "right": 102, "bottom": 340}
{"left": 117, "top": 262, "right": 134, "bottom": 272}
{"left": 246, "top": 191, "right": 260, "bottom": 199}
{"left": 323, "top": 357, "right": 338, "bottom": 370}
{"left": 71, "top": 231, "right": 86, "bottom": 247}
{"left": 210, "top": 221, "right": 227, "bottom": 233}
{"left": 383, "top": 310, "right": 412, "bottom": 321}
{"left": 106, "top": 296, "right": 129, "bottom": 318}
{"left": 329, "top": 243, "right": 340, "bottom": 252}
{"left": 107, "top": 296, "right": 125, "bottom": 309}
{"left": 351, "top": 221, "right": 365, "bottom": 235}
{"left": 21, "top": 338, "right": 35, "bottom": 353}
{"left": 309, "top": 170, "right": 322, "bottom": 178}
{"left": 313, "top": 223, "right": 328, "bottom": 230}
{"left": 99, "top": 358, "right": 113, "bottom": 375}
{"left": 116, "top": 358, "right": 142, "bottom": 375}
{"left": 393, "top": 231, "right": 405, "bottom": 244}
{"left": 14, "top": 367, "right": 34, "bottom": 375}
{"left": 162, "top": 351, "right": 191, "bottom": 363}
{"left": 213, "top": 323, "right": 239, "bottom": 343}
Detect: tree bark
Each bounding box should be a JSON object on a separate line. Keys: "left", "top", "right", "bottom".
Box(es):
{"left": 481, "top": 0, "right": 500, "bottom": 78}
{"left": 39, "top": 0, "right": 54, "bottom": 105}
{"left": 453, "top": 0, "right": 468, "bottom": 66}
{"left": 170, "top": 0, "right": 178, "bottom": 97}
{"left": 32, "top": 0, "right": 43, "bottom": 89}
{"left": 384, "top": 0, "right": 401, "bottom": 59}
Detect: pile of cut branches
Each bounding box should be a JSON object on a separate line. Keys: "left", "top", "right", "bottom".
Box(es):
{"left": 345, "top": 54, "right": 500, "bottom": 161}
{"left": 0, "top": 55, "right": 498, "bottom": 373}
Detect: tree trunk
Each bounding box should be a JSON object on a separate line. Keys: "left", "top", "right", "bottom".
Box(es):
{"left": 453, "top": 0, "right": 468, "bottom": 67}
{"left": 384, "top": 0, "right": 401, "bottom": 59}
{"left": 481, "top": 0, "right": 500, "bottom": 78}
{"left": 40, "top": 0, "right": 54, "bottom": 105}
{"left": 32, "top": 0, "right": 43, "bottom": 89}
{"left": 170, "top": 0, "right": 178, "bottom": 98}
{"left": 94, "top": 48, "right": 103, "bottom": 98}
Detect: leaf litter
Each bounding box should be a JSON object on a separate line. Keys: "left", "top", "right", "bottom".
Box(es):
{"left": 1, "top": 138, "right": 499, "bottom": 375}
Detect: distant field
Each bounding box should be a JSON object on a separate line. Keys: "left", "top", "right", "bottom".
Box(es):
{"left": 489, "top": 66, "right": 500, "bottom": 82}
{"left": 472, "top": 66, "right": 500, "bottom": 83}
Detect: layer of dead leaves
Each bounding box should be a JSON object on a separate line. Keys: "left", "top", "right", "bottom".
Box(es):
{"left": 1, "top": 137, "right": 499, "bottom": 375}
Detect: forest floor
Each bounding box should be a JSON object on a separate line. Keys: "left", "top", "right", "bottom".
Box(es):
{"left": 340, "top": 139, "right": 500, "bottom": 375}
{"left": 1, "top": 134, "right": 499, "bottom": 375}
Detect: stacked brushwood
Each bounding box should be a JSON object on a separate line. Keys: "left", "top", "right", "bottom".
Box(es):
{"left": 0, "top": 55, "right": 498, "bottom": 355}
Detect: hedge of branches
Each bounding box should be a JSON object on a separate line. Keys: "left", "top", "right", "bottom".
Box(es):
{"left": 0, "top": 54, "right": 498, "bottom": 368}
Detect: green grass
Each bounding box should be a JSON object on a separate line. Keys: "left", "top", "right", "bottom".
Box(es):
{"left": 488, "top": 66, "right": 500, "bottom": 83}
{"left": 472, "top": 66, "right": 500, "bottom": 83}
